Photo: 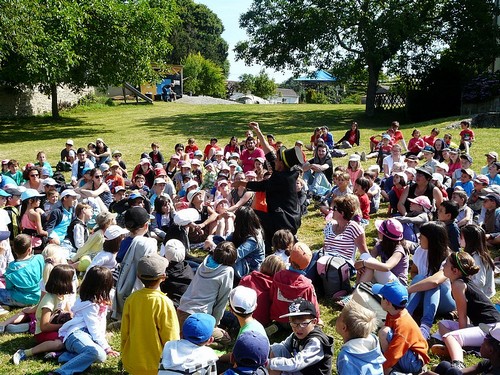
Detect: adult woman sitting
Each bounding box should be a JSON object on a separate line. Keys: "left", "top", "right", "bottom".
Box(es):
{"left": 223, "top": 136, "right": 240, "bottom": 159}
{"left": 406, "top": 222, "right": 455, "bottom": 340}
{"left": 206, "top": 206, "right": 265, "bottom": 282}
{"left": 186, "top": 189, "right": 217, "bottom": 243}
{"left": 323, "top": 194, "right": 369, "bottom": 266}
{"left": 23, "top": 166, "right": 43, "bottom": 192}
{"left": 228, "top": 172, "right": 254, "bottom": 212}
{"left": 302, "top": 142, "right": 333, "bottom": 196}
{"left": 306, "top": 127, "right": 322, "bottom": 151}
{"left": 87, "top": 138, "right": 111, "bottom": 167}
{"left": 335, "top": 121, "right": 360, "bottom": 149}
{"left": 397, "top": 166, "right": 443, "bottom": 216}
{"left": 75, "top": 168, "right": 113, "bottom": 209}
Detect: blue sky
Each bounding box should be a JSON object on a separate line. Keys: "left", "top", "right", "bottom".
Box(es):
{"left": 195, "top": 0, "right": 293, "bottom": 83}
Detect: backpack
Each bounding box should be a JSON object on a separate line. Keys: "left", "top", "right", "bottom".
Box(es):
{"left": 3, "top": 206, "right": 20, "bottom": 241}
{"left": 352, "top": 282, "right": 386, "bottom": 328}
{"left": 56, "top": 161, "right": 71, "bottom": 172}
{"left": 316, "top": 254, "right": 352, "bottom": 299}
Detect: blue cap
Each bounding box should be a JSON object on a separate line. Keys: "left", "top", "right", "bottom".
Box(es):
{"left": 372, "top": 281, "right": 408, "bottom": 307}
{"left": 422, "top": 145, "right": 435, "bottom": 153}
{"left": 182, "top": 313, "right": 215, "bottom": 344}
{"left": 232, "top": 331, "right": 270, "bottom": 367}
{"left": 128, "top": 192, "right": 144, "bottom": 200}
{"left": 21, "top": 188, "right": 45, "bottom": 201}
{"left": 0, "top": 189, "right": 11, "bottom": 197}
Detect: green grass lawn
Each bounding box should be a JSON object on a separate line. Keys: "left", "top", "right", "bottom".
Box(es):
{"left": 0, "top": 101, "right": 498, "bottom": 374}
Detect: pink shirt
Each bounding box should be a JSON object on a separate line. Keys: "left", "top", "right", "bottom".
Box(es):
{"left": 241, "top": 148, "right": 265, "bottom": 173}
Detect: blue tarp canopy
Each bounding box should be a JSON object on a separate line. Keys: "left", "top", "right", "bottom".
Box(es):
{"left": 294, "top": 70, "right": 336, "bottom": 82}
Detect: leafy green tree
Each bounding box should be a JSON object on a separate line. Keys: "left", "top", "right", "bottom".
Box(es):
{"left": 182, "top": 53, "right": 226, "bottom": 97}
{"left": 166, "top": 0, "right": 229, "bottom": 76}
{"left": 235, "top": 0, "right": 499, "bottom": 116}
{"left": 238, "top": 74, "right": 256, "bottom": 94}
{"left": 238, "top": 71, "right": 276, "bottom": 98}
{"left": 0, "top": 0, "right": 178, "bottom": 118}
{"left": 253, "top": 70, "right": 277, "bottom": 99}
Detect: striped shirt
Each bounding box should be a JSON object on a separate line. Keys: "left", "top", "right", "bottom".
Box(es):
{"left": 323, "top": 220, "right": 364, "bottom": 264}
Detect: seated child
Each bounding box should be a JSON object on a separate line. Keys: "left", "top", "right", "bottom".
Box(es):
{"left": 178, "top": 241, "right": 237, "bottom": 345}
{"left": 269, "top": 243, "right": 320, "bottom": 325}
{"left": 12, "top": 264, "right": 75, "bottom": 365}
{"left": 229, "top": 285, "right": 267, "bottom": 339}
{"left": 336, "top": 301, "right": 385, "bottom": 374}
{"left": 394, "top": 196, "right": 432, "bottom": 241}
{"left": 269, "top": 298, "right": 333, "bottom": 375}
{"left": 159, "top": 313, "right": 219, "bottom": 375}
{"left": 0, "top": 234, "right": 44, "bottom": 307}
{"left": 224, "top": 331, "right": 270, "bottom": 375}
{"left": 372, "top": 281, "right": 429, "bottom": 374}
{"left": 271, "top": 229, "right": 294, "bottom": 266}
{"left": 354, "top": 177, "right": 371, "bottom": 221}
{"left": 424, "top": 323, "right": 500, "bottom": 375}
{"left": 159, "top": 239, "right": 194, "bottom": 308}
{"left": 437, "top": 200, "right": 460, "bottom": 252}
{"left": 121, "top": 253, "right": 180, "bottom": 375}
{"left": 85, "top": 224, "right": 129, "bottom": 276}
{"left": 239, "top": 255, "right": 286, "bottom": 327}
{"left": 451, "top": 190, "right": 473, "bottom": 228}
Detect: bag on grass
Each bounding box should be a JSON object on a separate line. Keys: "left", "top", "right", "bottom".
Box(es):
{"left": 316, "top": 254, "right": 352, "bottom": 299}
{"left": 352, "top": 282, "right": 386, "bottom": 328}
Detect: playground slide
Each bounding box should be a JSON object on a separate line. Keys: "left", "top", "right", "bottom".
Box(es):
{"left": 123, "top": 82, "right": 153, "bottom": 104}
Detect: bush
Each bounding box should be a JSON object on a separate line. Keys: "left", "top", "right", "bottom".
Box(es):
{"left": 340, "top": 93, "right": 363, "bottom": 104}
{"left": 77, "top": 93, "right": 114, "bottom": 107}
{"left": 306, "top": 89, "right": 330, "bottom": 104}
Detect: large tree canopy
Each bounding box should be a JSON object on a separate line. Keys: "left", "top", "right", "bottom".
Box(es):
{"left": 235, "top": 0, "right": 500, "bottom": 116}
{"left": 166, "top": 0, "right": 229, "bottom": 76}
{"left": 0, "top": 0, "right": 178, "bottom": 118}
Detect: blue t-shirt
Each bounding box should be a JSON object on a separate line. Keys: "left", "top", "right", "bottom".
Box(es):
{"left": 5, "top": 254, "right": 44, "bottom": 305}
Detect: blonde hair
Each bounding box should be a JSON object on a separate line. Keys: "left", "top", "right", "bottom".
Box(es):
{"left": 259, "top": 255, "right": 286, "bottom": 277}
{"left": 42, "top": 244, "right": 68, "bottom": 284}
{"left": 340, "top": 301, "right": 377, "bottom": 339}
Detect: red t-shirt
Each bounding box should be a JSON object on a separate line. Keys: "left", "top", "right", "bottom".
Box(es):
{"left": 358, "top": 193, "right": 370, "bottom": 219}
{"left": 460, "top": 129, "right": 474, "bottom": 142}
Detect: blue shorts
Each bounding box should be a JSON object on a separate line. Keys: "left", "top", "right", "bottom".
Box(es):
{"left": 387, "top": 329, "right": 424, "bottom": 374}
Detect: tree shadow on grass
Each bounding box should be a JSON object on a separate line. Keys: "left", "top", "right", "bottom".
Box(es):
{"left": 138, "top": 108, "right": 397, "bottom": 139}
{"left": 0, "top": 116, "right": 111, "bottom": 145}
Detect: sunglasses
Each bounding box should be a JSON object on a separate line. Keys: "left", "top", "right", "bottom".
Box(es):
{"left": 30, "top": 174, "right": 39, "bottom": 177}
{"left": 94, "top": 175, "right": 103, "bottom": 178}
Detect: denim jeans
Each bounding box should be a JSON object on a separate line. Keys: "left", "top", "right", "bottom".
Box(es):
{"left": 407, "top": 274, "right": 456, "bottom": 328}
{"left": 387, "top": 328, "right": 424, "bottom": 374}
{"left": 55, "top": 329, "right": 107, "bottom": 375}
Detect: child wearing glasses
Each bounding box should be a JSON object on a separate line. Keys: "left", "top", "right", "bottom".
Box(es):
{"left": 268, "top": 298, "right": 333, "bottom": 375}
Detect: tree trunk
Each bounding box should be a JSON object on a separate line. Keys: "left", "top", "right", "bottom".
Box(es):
{"left": 365, "top": 63, "right": 381, "bottom": 117}
{"left": 51, "top": 83, "right": 60, "bottom": 119}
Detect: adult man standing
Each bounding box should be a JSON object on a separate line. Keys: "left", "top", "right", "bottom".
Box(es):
{"left": 234, "top": 122, "right": 304, "bottom": 249}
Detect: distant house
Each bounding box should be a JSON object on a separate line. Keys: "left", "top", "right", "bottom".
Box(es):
{"left": 269, "top": 88, "right": 299, "bottom": 104}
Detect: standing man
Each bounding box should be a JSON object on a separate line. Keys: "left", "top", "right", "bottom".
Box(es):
{"left": 233, "top": 122, "right": 304, "bottom": 250}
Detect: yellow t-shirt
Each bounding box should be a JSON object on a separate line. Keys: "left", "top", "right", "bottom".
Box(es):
{"left": 121, "top": 288, "right": 180, "bottom": 375}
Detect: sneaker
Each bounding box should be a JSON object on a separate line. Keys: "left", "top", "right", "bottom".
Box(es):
{"left": 12, "top": 349, "right": 27, "bottom": 365}
{"left": 360, "top": 151, "right": 366, "bottom": 161}
{"left": 431, "top": 344, "right": 450, "bottom": 359}
{"left": 451, "top": 360, "right": 465, "bottom": 370}
{"left": 420, "top": 324, "right": 431, "bottom": 340}
{"left": 44, "top": 351, "right": 62, "bottom": 361}
{"left": 265, "top": 323, "right": 279, "bottom": 337}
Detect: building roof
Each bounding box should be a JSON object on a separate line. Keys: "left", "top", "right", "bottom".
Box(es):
{"left": 276, "top": 88, "right": 299, "bottom": 97}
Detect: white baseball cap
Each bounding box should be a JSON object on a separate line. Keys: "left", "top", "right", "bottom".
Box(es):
{"left": 229, "top": 286, "right": 257, "bottom": 314}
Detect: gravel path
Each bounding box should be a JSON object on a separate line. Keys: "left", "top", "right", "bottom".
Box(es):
{"left": 176, "top": 95, "right": 241, "bottom": 105}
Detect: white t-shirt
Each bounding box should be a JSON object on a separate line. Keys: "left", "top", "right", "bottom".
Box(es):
{"left": 86, "top": 251, "right": 117, "bottom": 274}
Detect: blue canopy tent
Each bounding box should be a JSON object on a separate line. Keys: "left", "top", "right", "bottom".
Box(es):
{"left": 294, "top": 70, "right": 337, "bottom": 82}
{"left": 294, "top": 70, "right": 338, "bottom": 102}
